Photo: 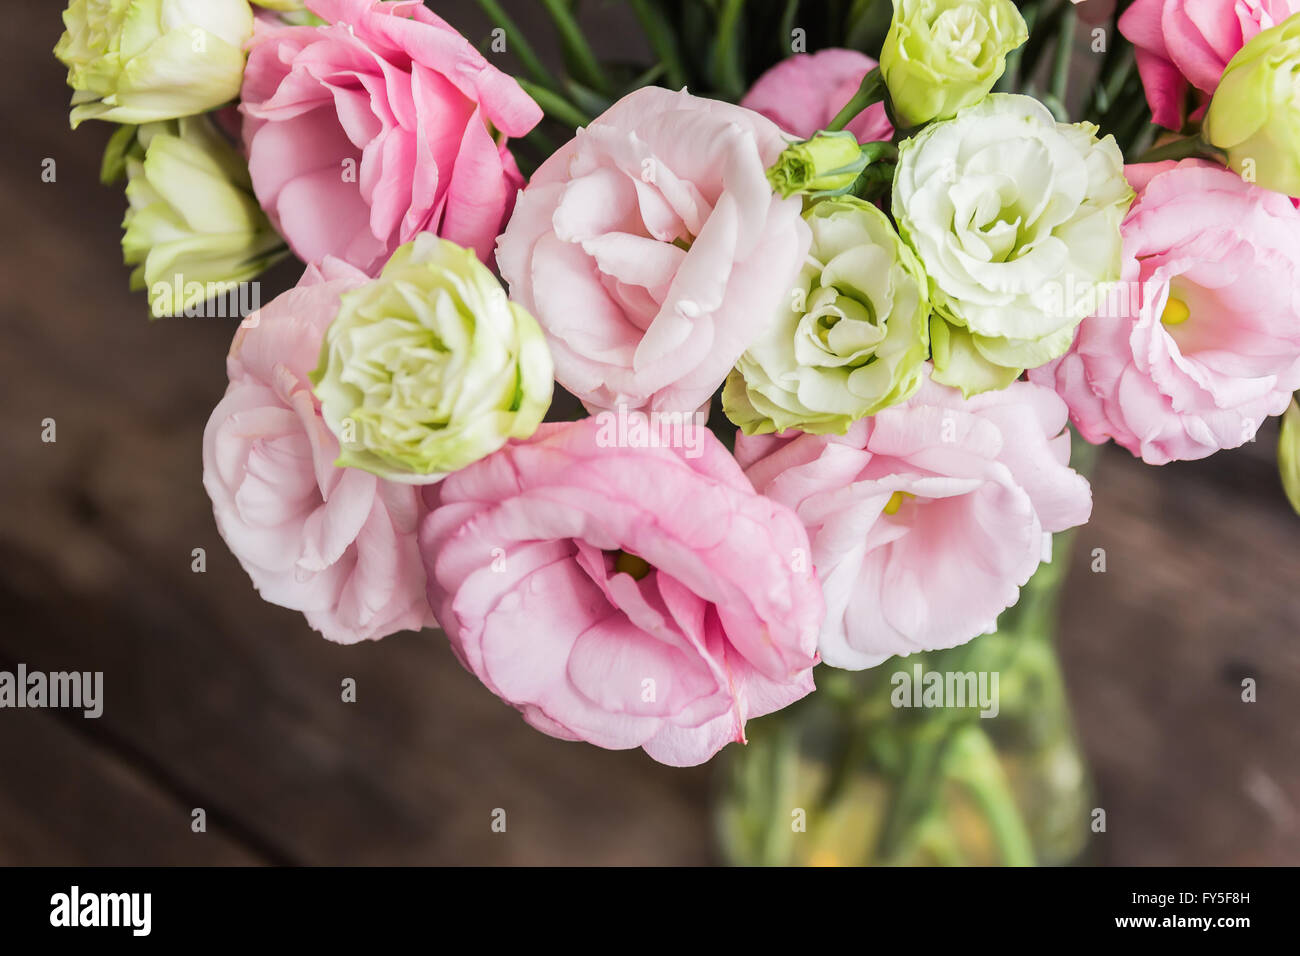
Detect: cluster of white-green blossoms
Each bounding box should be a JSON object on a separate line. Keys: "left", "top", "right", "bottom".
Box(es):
{"left": 54, "top": 0, "right": 256, "bottom": 128}
{"left": 103, "top": 117, "right": 287, "bottom": 318}
{"left": 312, "top": 236, "right": 554, "bottom": 484}
{"left": 892, "top": 94, "right": 1133, "bottom": 395}
{"left": 725, "top": 197, "right": 930, "bottom": 434}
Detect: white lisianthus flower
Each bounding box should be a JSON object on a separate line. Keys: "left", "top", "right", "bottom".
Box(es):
{"left": 724, "top": 197, "right": 930, "bottom": 434}
{"left": 311, "top": 236, "right": 554, "bottom": 484}
{"left": 103, "top": 116, "right": 287, "bottom": 318}
{"left": 892, "top": 94, "right": 1133, "bottom": 395}
{"left": 54, "top": 0, "right": 255, "bottom": 128}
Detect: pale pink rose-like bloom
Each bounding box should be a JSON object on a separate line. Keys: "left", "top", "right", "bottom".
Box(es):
{"left": 1031, "top": 160, "right": 1300, "bottom": 465}
{"left": 739, "top": 49, "right": 893, "bottom": 143}
{"left": 737, "top": 371, "right": 1091, "bottom": 670}
{"left": 419, "top": 416, "right": 823, "bottom": 766}
{"left": 1119, "top": 0, "right": 1299, "bottom": 129}
{"left": 240, "top": 0, "right": 542, "bottom": 274}
{"left": 496, "top": 87, "right": 811, "bottom": 414}
{"left": 202, "top": 258, "right": 435, "bottom": 643}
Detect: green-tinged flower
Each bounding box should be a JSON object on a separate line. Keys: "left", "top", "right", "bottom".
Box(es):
{"left": 1280, "top": 397, "right": 1300, "bottom": 515}
{"left": 1204, "top": 12, "right": 1300, "bottom": 198}
{"left": 104, "top": 116, "right": 287, "bottom": 319}
{"left": 724, "top": 197, "right": 929, "bottom": 435}
{"left": 768, "top": 131, "right": 871, "bottom": 199}
{"left": 880, "top": 0, "right": 1028, "bottom": 128}
{"left": 311, "top": 236, "right": 554, "bottom": 484}
{"left": 892, "top": 94, "right": 1132, "bottom": 396}
{"left": 54, "top": 0, "right": 254, "bottom": 128}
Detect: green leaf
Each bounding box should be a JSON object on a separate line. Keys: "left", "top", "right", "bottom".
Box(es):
{"left": 629, "top": 0, "right": 688, "bottom": 90}
{"left": 474, "top": 0, "right": 558, "bottom": 89}
{"left": 540, "top": 0, "right": 612, "bottom": 95}
{"left": 516, "top": 78, "right": 593, "bottom": 130}
{"left": 708, "top": 0, "right": 748, "bottom": 100}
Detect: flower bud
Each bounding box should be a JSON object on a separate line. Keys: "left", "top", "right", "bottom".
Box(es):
{"left": 880, "top": 0, "right": 1028, "bottom": 128}
{"left": 767, "top": 131, "right": 872, "bottom": 198}
{"left": 1203, "top": 12, "right": 1300, "bottom": 198}
{"left": 106, "top": 116, "right": 287, "bottom": 319}
{"left": 54, "top": 0, "right": 255, "bottom": 128}
{"left": 1280, "top": 397, "right": 1300, "bottom": 515}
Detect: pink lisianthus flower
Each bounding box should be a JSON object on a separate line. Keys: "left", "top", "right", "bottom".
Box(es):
{"left": 1030, "top": 160, "right": 1300, "bottom": 465}
{"left": 419, "top": 416, "right": 824, "bottom": 767}
{"left": 495, "top": 87, "right": 811, "bottom": 415}
{"left": 1118, "top": 0, "right": 1299, "bottom": 129}
{"left": 240, "top": 0, "right": 542, "bottom": 274}
{"left": 739, "top": 48, "right": 893, "bottom": 143}
{"left": 737, "top": 370, "right": 1092, "bottom": 669}
{"left": 202, "top": 258, "right": 435, "bottom": 643}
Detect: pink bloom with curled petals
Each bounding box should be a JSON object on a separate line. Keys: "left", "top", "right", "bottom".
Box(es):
{"left": 419, "top": 417, "right": 823, "bottom": 767}
{"left": 240, "top": 0, "right": 541, "bottom": 274}
{"left": 737, "top": 370, "right": 1091, "bottom": 669}
{"left": 740, "top": 49, "right": 893, "bottom": 143}
{"left": 1031, "top": 160, "right": 1300, "bottom": 464}
{"left": 202, "top": 258, "right": 435, "bottom": 643}
{"left": 496, "top": 87, "right": 811, "bottom": 414}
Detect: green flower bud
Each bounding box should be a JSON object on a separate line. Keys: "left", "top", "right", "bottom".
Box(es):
{"left": 312, "top": 236, "right": 554, "bottom": 484}
{"left": 724, "top": 196, "right": 930, "bottom": 435}
{"left": 1280, "top": 396, "right": 1300, "bottom": 515}
{"left": 54, "top": 0, "right": 255, "bottom": 128}
{"left": 879, "top": 0, "right": 1028, "bottom": 128}
{"left": 1203, "top": 12, "right": 1300, "bottom": 198}
{"left": 105, "top": 117, "right": 287, "bottom": 319}
{"left": 768, "top": 131, "right": 872, "bottom": 199}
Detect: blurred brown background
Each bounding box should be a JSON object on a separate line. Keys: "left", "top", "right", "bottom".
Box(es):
{"left": 2, "top": 1, "right": 1298, "bottom": 866}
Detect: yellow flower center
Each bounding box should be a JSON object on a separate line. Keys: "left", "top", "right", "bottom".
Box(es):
{"left": 883, "top": 491, "right": 914, "bottom": 515}
{"left": 1160, "top": 296, "right": 1191, "bottom": 326}
{"left": 613, "top": 551, "right": 652, "bottom": 580}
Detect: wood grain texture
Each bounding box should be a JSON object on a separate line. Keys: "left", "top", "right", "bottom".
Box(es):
{"left": 1, "top": 1, "right": 1296, "bottom": 866}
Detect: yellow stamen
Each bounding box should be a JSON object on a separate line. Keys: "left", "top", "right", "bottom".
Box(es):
{"left": 883, "top": 491, "right": 913, "bottom": 516}
{"left": 614, "top": 551, "right": 652, "bottom": 580}
{"left": 1161, "top": 296, "right": 1190, "bottom": 326}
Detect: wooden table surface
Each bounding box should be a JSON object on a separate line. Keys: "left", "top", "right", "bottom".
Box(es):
{"left": 2, "top": 2, "right": 1297, "bottom": 866}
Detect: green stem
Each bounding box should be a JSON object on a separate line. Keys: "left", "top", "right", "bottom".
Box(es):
{"left": 1050, "top": 6, "right": 1077, "bottom": 114}
{"left": 516, "top": 79, "right": 592, "bottom": 130}
{"left": 539, "top": 0, "right": 612, "bottom": 95}
{"left": 710, "top": 0, "right": 748, "bottom": 100}
{"left": 629, "top": 0, "right": 688, "bottom": 90}
{"left": 946, "top": 726, "right": 1036, "bottom": 866}
{"left": 1087, "top": 46, "right": 1134, "bottom": 124}
{"left": 826, "top": 68, "right": 886, "bottom": 132}
{"left": 1135, "top": 136, "right": 1225, "bottom": 165}
{"left": 1012, "top": 0, "right": 1064, "bottom": 90}
{"left": 998, "top": 1, "right": 1042, "bottom": 93}
{"left": 473, "top": 0, "right": 558, "bottom": 90}
{"left": 873, "top": 709, "right": 953, "bottom": 863}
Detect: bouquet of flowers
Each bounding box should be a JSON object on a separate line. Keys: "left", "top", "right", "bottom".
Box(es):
{"left": 56, "top": 0, "right": 1300, "bottom": 861}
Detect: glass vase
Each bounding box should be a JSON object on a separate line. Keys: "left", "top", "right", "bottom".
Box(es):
{"left": 716, "top": 531, "right": 1093, "bottom": 867}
